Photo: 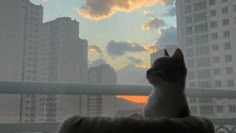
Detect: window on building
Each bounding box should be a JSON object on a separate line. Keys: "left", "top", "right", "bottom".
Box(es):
{"left": 194, "top": 1, "right": 206, "bottom": 11}
{"left": 225, "top": 67, "right": 233, "bottom": 74}
{"left": 199, "top": 98, "right": 213, "bottom": 103}
{"left": 212, "top": 44, "right": 219, "bottom": 51}
{"left": 195, "top": 23, "right": 208, "bottom": 33}
{"left": 216, "top": 105, "right": 223, "bottom": 113}
{"left": 195, "top": 34, "right": 208, "bottom": 44}
{"left": 210, "top": 10, "right": 216, "bottom": 16}
{"left": 190, "top": 106, "right": 197, "bottom": 114}
{"left": 185, "top": 16, "right": 192, "bottom": 24}
{"left": 215, "top": 80, "right": 222, "bottom": 87}
{"left": 227, "top": 79, "right": 234, "bottom": 87}
{"left": 200, "top": 105, "right": 214, "bottom": 115}
{"left": 214, "top": 68, "right": 221, "bottom": 75}
{"left": 213, "top": 56, "right": 220, "bottom": 63}
{"left": 221, "top": 0, "right": 228, "bottom": 3}
{"left": 186, "top": 48, "right": 194, "bottom": 56}
{"left": 188, "top": 71, "right": 195, "bottom": 80}
{"left": 186, "top": 37, "right": 193, "bottom": 45}
{"left": 223, "top": 31, "right": 230, "bottom": 38}
{"left": 194, "top": 12, "right": 207, "bottom": 22}
{"left": 187, "top": 60, "right": 194, "bottom": 68}
{"left": 229, "top": 105, "right": 236, "bottom": 113}
{"left": 196, "top": 46, "right": 209, "bottom": 55}
{"left": 209, "top": 0, "right": 216, "bottom": 5}
{"left": 197, "top": 69, "right": 211, "bottom": 79}
{"left": 224, "top": 42, "right": 231, "bottom": 50}
{"left": 222, "top": 19, "right": 229, "bottom": 26}
{"left": 212, "top": 33, "right": 218, "bottom": 40}
{"left": 197, "top": 58, "right": 210, "bottom": 67}
{"left": 186, "top": 26, "right": 192, "bottom": 34}
{"left": 189, "top": 97, "right": 197, "bottom": 103}
{"left": 222, "top": 7, "right": 228, "bottom": 14}
{"left": 198, "top": 81, "right": 212, "bottom": 88}
{"left": 185, "top": 5, "right": 192, "bottom": 13}
{"left": 227, "top": 80, "right": 234, "bottom": 87}
{"left": 210, "top": 21, "right": 217, "bottom": 28}
{"left": 189, "top": 82, "right": 196, "bottom": 88}
{"left": 234, "top": 5, "right": 236, "bottom": 12}
{"left": 225, "top": 55, "right": 232, "bottom": 62}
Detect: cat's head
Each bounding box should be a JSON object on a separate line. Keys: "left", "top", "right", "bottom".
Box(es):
{"left": 146, "top": 48, "right": 187, "bottom": 88}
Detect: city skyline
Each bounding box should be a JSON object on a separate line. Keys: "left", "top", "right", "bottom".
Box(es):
{"left": 1, "top": 1, "right": 236, "bottom": 130}
{"left": 30, "top": 0, "right": 177, "bottom": 70}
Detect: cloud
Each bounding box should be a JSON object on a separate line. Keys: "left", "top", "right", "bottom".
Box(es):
{"left": 88, "top": 45, "right": 102, "bottom": 53}
{"left": 164, "top": 0, "right": 175, "bottom": 5}
{"left": 89, "top": 58, "right": 107, "bottom": 68}
{"left": 144, "top": 44, "right": 157, "bottom": 53}
{"left": 117, "top": 64, "right": 149, "bottom": 85}
{"left": 157, "top": 26, "right": 177, "bottom": 45}
{"left": 78, "top": 0, "right": 174, "bottom": 20}
{"left": 143, "top": 10, "right": 152, "bottom": 16}
{"left": 135, "top": 64, "right": 149, "bottom": 69}
{"left": 106, "top": 40, "right": 145, "bottom": 57}
{"left": 127, "top": 56, "right": 143, "bottom": 64}
{"left": 141, "top": 17, "right": 166, "bottom": 30}
{"left": 163, "top": 6, "right": 176, "bottom": 16}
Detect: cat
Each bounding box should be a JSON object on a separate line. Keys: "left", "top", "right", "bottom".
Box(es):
{"left": 144, "top": 48, "right": 190, "bottom": 119}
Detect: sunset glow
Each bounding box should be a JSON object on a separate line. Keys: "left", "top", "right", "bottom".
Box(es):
{"left": 117, "top": 95, "right": 148, "bottom": 104}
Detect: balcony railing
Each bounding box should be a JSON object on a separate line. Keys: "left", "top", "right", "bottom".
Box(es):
{"left": 0, "top": 81, "right": 236, "bottom": 133}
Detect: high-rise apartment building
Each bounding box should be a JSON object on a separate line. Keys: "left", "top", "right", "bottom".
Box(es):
{"left": 0, "top": 1, "right": 88, "bottom": 122}
{"left": 176, "top": 0, "right": 236, "bottom": 89}
{"left": 88, "top": 64, "right": 117, "bottom": 117}
{"left": 42, "top": 17, "right": 88, "bottom": 83}
{"left": 0, "top": 0, "right": 43, "bottom": 123}
{"left": 41, "top": 17, "right": 88, "bottom": 121}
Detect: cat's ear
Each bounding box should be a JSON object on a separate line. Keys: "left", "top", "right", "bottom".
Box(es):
{"left": 172, "top": 48, "right": 184, "bottom": 63}
{"left": 164, "top": 49, "right": 169, "bottom": 57}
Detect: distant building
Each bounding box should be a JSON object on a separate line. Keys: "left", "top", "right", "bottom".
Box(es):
{"left": 42, "top": 17, "right": 88, "bottom": 83}
{"left": 150, "top": 44, "right": 178, "bottom": 65}
{"left": 42, "top": 17, "right": 88, "bottom": 121}
{"left": 176, "top": 0, "right": 236, "bottom": 89}
{"left": 88, "top": 64, "right": 117, "bottom": 117}
{"left": 0, "top": 0, "right": 43, "bottom": 123}
{"left": 187, "top": 96, "right": 236, "bottom": 119}
{"left": 88, "top": 64, "right": 116, "bottom": 84}
{"left": 0, "top": 0, "right": 88, "bottom": 123}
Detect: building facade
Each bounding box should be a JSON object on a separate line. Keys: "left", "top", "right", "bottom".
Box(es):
{"left": 0, "top": 0, "right": 43, "bottom": 123}
{"left": 176, "top": 0, "right": 236, "bottom": 89}
{"left": 88, "top": 64, "right": 117, "bottom": 117}
{"left": 0, "top": 1, "right": 88, "bottom": 123}
{"left": 41, "top": 17, "right": 88, "bottom": 122}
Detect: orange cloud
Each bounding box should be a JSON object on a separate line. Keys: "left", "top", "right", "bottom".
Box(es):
{"left": 88, "top": 45, "right": 102, "bottom": 53}
{"left": 143, "top": 10, "right": 152, "bottom": 16}
{"left": 117, "top": 95, "right": 148, "bottom": 104}
{"left": 135, "top": 64, "right": 150, "bottom": 70}
{"left": 78, "top": 0, "right": 170, "bottom": 20}
{"left": 141, "top": 17, "right": 166, "bottom": 30}
{"left": 144, "top": 45, "right": 157, "bottom": 53}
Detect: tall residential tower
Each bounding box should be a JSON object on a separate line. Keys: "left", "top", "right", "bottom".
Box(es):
{"left": 88, "top": 64, "right": 117, "bottom": 117}
{"left": 176, "top": 0, "right": 236, "bottom": 89}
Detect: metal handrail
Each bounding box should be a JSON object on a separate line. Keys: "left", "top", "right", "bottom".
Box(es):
{"left": 0, "top": 81, "right": 236, "bottom": 97}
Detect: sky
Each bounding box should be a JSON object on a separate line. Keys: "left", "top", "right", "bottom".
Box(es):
{"left": 31, "top": 0, "right": 177, "bottom": 86}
